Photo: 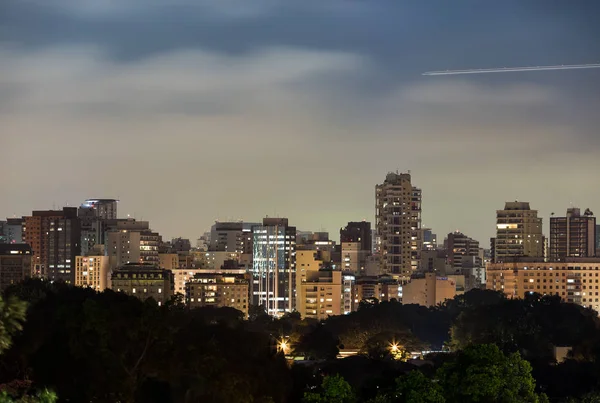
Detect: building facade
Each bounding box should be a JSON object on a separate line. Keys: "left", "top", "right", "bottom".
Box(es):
{"left": 493, "top": 202, "right": 544, "bottom": 262}
{"left": 74, "top": 254, "right": 110, "bottom": 291}
{"left": 487, "top": 258, "right": 600, "bottom": 313}
{"left": 252, "top": 217, "right": 296, "bottom": 316}
{"left": 446, "top": 231, "right": 481, "bottom": 270}
{"left": 111, "top": 264, "right": 173, "bottom": 306}
{"left": 297, "top": 269, "right": 342, "bottom": 321}
{"left": 22, "top": 208, "right": 81, "bottom": 282}
{"left": 210, "top": 221, "right": 258, "bottom": 253}
{"left": 78, "top": 199, "right": 118, "bottom": 256}
{"left": 185, "top": 272, "right": 250, "bottom": 317}
{"left": 549, "top": 208, "right": 596, "bottom": 261}
{"left": 0, "top": 244, "right": 33, "bottom": 290}
{"left": 401, "top": 273, "right": 458, "bottom": 307}
{"left": 340, "top": 221, "right": 372, "bottom": 252}
{"left": 376, "top": 172, "right": 422, "bottom": 278}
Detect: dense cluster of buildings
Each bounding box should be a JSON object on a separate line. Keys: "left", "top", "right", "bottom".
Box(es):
{"left": 2, "top": 172, "right": 599, "bottom": 317}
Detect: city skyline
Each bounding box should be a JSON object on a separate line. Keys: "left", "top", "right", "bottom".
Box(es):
{"left": 3, "top": 1, "right": 600, "bottom": 245}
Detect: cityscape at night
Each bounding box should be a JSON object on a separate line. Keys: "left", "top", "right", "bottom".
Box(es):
{"left": 2, "top": 1, "right": 600, "bottom": 402}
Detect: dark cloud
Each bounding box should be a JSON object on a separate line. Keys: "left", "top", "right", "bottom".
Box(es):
{"left": 2, "top": 0, "right": 600, "bottom": 244}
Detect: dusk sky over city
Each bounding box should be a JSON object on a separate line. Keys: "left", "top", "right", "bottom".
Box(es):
{"left": 2, "top": 0, "right": 600, "bottom": 243}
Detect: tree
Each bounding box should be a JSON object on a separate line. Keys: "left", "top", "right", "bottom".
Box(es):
{"left": 437, "top": 344, "right": 547, "bottom": 403}
{"left": 0, "top": 296, "right": 27, "bottom": 355}
{"left": 303, "top": 374, "right": 355, "bottom": 403}
{"left": 294, "top": 324, "right": 339, "bottom": 360}
{"left": 394, "top": 371, "right": 445, "bottom": 403}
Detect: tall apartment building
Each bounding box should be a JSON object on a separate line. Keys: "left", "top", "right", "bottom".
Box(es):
{"left": 375, "top": 172, "right": 422, "bottom": 278}
{"left": 210, "top": 221, "right": 259, "bottom": 253}
{"left": 446, "top": 231, "right": 481, "bottom": 270}
{"left": 0, "top": 244, "right": 33, "bottom": 290}
{"left": 22, "top": 207, "right": 81, "bottom": 282}
{"left": 252, "top": 217, "right": 296, "bottom": 316}
{"left": 549, "top": 208, "right": 596, "bottom": 261}
{"left": 78, "top": 199, "right": 118, "bottom": 255}
{"left": 111, "top": 264, "right": 174, "bottom": 306}
{"left": 493, "top": 202, "right": 544, "bottom": 263}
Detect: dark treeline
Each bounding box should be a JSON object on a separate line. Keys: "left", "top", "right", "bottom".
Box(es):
{"left": 2, "top": 281, "right": 600, "bottom": 402}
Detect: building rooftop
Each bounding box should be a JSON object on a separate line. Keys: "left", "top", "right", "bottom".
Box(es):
{"left": 0, "top": 244, "right": 32, "bottom": 255}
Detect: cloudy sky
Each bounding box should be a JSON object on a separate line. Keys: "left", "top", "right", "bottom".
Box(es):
{"left": 2, "top": 0, "right": 600, "bottom": 244}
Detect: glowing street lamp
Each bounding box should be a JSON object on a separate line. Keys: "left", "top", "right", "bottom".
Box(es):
{"left": 278, "top": 338, "right": 290, "bottom": 354}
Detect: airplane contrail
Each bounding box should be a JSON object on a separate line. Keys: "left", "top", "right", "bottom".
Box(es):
{"left": 422, "top": 63, "right": 600, "bottom": 76}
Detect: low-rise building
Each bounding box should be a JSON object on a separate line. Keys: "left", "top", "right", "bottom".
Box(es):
{"left": 486, "top": 258, "right": 600, "bottom": 313}
{"left": 74, "top": 254, "right": 110, "bottom": 291}
{"left": 297, "top": 269, "right": 343, "bottom": 320}
{"left": 185, "top": 272, "right": 250, "bottom": 317}
{"left": 111, "top": 264, "right": 173, "bottom": 306}
{"left": 353, "top": 275, "right": 401, "bottom": 304}
{"left": 0, "top": 244, "right": 33, "bottom": 290}
{"left": 402, "top": 273, "right": 457, "bottom": 307}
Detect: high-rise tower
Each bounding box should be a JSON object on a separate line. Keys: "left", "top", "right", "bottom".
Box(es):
{"left": 251, "top": 217, "right": 296, "bottom": 316}
{"left": 494, "top": 201, "right": 543, "bottom": 262}
{"left": 375, "top": 172, "right": 422, "bottom": 278}
{"left": 550, "top": 207, "right": 596, "bottom": 260}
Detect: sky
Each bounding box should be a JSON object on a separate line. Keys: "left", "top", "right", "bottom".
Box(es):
{"left": 2, "top": 0, "right": 600, "bottom": 245}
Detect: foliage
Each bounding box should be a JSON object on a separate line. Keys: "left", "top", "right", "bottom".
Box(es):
{"left": 449, "top": 293, "right": 600, "bottom": 363}
{"left": 302, "top": 374, "right": 355, "bottom": 403}
{"left": 437, "top": 344, "right": 546, "bottom": 403}
{"left": 394, "top": 371, "right": 445, "bottom": 403}
{"left": 0, "top": 296, "right": 27, "bottom": 355}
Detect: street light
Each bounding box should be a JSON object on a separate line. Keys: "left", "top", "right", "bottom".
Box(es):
{"left": 278, "top": 338, "right": 290, "bottom": 354}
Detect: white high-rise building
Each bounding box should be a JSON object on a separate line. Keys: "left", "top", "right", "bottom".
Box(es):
{"left": 252, "top": 217, "right": 296, "bottom": 316}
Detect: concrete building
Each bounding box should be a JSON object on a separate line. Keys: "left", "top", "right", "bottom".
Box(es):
{"left": 376, "top": 172, "right": 422, "bottom": 278}
{"left": 0, "top": 244, "right": 33, "bottom": 290}
{"left": 74, "top": 254, "right": 110, "bottom": 291}
{"left": 107, "top": 228, "right": 160, "bottom": 269}
{"left": 297, "top": 269, "right": 342, "bottom": 321}
{"left": 487, "top": 258, "right": 600, "bottom": 313}
{"left": 419, "top": 249, "right": 450, "bottom": 275}
{"left": 597, "top": 225, "right": 600, "bottom": 256}
{"left": 111, "top": 264, "right": 173, "bottom": 306}
{"left": 210, "top": 221, "right": 258, "bottom": 253}
{"left": 22, "top": 207, "right": 81, "bottom": 282}
{"left": 185, "top": 272, "right": 250, "bottom": 317}
{"left": 78, "top": 199, "right": 118, "bottom": 256}
{"left": 341, "top": 242, "right": 370, "bottom": 275}
{"left": 354, "top": 276, "right": 401, "bottom": 304}
{"left": 342, "top": 272, "right": 356, "bottom": 314}
{"left": 340, "top": 222, "right": 372, "bottom": 252}
{"left": 193, "top": 251, "right": 243, "bottom": 270}
{"left": 0, "top": 218, "right": 23, "bottom": 244}
{"left": 420, "top": 228, "right": 437, "bottom": 251}
{"left": 446, "top": 231, "right": 481, "bottom": 270}
{"left": 159, "top": 253, "right": 179, "bottom": 270}
{"left": 493, "top": 202, "right": 544, "bottom": 262}
{"left": 252, "top": 217, "right": 296, "bottom": 316}
{"left": 550, "top": 208, "right": 596, "bottom": 261}
{"left": 402, "top": 273, "right": 458, "bottom": 307}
